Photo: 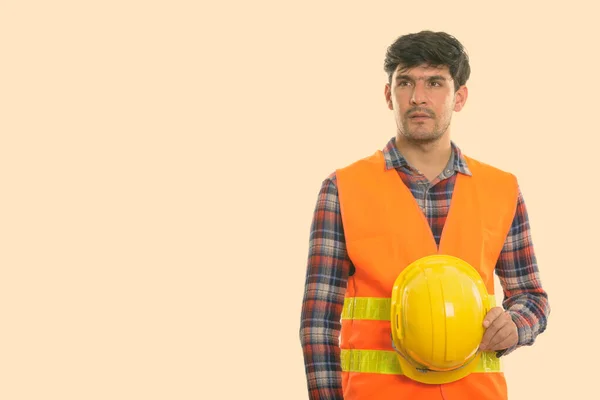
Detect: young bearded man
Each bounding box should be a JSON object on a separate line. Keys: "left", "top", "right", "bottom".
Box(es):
{"left": 299, "top": 30, "right": 550, "bottom": 400}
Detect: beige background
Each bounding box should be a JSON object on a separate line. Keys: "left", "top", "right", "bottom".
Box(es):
{"left": 1, "top": 1, "right": 597, "bottom": 399}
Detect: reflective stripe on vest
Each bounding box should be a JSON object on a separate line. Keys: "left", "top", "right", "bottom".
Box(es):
{"left": 342, "top": 296, "right": 497, "bottom": 320}
{"left": 341, "top": 349, "right": 501, "bottom": 375}
{"left": 341, "top": 295, "right": 502, "bottom": 374}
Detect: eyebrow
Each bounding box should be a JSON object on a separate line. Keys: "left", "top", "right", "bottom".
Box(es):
{"left": 395, "top": 74, "right": 448, "bottom": 82}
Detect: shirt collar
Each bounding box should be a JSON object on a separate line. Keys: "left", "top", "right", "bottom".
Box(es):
{"left": 382, "top": 136, "right": 472, "bottom": 176}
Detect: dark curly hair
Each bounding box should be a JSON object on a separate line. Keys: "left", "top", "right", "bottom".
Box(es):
{"left": 384, "top": 31, "right": 471, "bottom": 92}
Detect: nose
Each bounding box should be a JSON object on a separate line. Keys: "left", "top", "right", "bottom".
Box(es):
{"left": 410, "top": 81, "right": 427, "bottom": 105}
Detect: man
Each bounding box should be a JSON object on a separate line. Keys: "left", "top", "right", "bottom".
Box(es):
{"left": 299, "top": 31, "right": 550, "bottom": 400}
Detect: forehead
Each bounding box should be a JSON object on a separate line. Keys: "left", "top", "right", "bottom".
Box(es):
{"left": 393, "top": 64, "right": 451, "bottom": 79}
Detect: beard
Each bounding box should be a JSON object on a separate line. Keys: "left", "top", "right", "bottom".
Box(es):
{"left": 397, "top": 114, "right": 452, "bottom": 145}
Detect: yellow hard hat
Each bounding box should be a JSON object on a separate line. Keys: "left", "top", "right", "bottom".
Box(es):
{"left": 390, "top": 254, "right": 492, "bottom": 384}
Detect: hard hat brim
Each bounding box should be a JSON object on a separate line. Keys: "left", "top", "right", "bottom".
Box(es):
{"left": 397, "top": 351, "right": 481, "bottom": 384}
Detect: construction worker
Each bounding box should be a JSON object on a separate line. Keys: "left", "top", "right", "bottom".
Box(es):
{"left": 299, "top": 30, "right": 550, "bottom": 400}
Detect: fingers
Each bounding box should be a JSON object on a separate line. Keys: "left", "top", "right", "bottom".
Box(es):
{"left": 482, "top": 307, "right": 504, "bottom": 328}
{"left": 475, "top": 307, "right": 520, "bottom": 351}
{"left": 480, "top": 308, "right": 516, "bottom": 351}
{"left": 486, "top": 323, "right": 518, "bottom": 351}
{"left": 480, "top": 308, "right": 504, "bottom": 350}
{"left": 480, "top": 307, "right": 504, "bottom": 347}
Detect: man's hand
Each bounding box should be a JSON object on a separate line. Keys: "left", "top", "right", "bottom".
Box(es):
{"left": 479, "top": 307, "right": 518, "bottom": 352}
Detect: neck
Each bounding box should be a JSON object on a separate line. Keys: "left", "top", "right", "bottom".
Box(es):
{"left": 395, "top": 134, "right": 452, "bottom": 180}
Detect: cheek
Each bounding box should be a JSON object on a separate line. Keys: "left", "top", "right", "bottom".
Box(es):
{"left": 393, "top": 91, "right": 410, "bottom": 104}
{"left": 393, "top": 95, "right": 410, "bottom": 110}
{"left": 436, "top": 98, "right": 455, "bottom": 116}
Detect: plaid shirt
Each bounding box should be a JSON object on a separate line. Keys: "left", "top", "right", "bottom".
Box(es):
{"left": 299, "top": 137, "right": 550, "bottom": 400}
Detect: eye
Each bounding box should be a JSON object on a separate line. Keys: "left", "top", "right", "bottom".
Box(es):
{"left": 430, "top": 81, "right": 442, "bottom": 87}
{"left": 397, "top": 81, "right": 411, "bottom": 87}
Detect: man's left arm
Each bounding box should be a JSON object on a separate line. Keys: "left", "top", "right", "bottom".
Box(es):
{"left": 480, "top": 186, "right": 551, "bottom": 356}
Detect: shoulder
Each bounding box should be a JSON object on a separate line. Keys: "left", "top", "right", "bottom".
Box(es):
{"left": 322, "top": 170, "right": 338, "bottom": 188}
{"left": 462, "top": 154, "right": 520, "bottom": 208}
{"left": 317, "top": 151, "right": 385, "bottom": 185}
{"left": 463, "top": 154, "right": 518, "bottom": 184}
{"left": 336, "top": 150, "right": 385, "bottom": 178}
{"left": 315, "top": 151, "right": 384, "bottom": 198}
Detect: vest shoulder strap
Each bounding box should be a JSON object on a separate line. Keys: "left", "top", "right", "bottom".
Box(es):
{"left": 463, "top": 154, "right": 520, "bottom": 206}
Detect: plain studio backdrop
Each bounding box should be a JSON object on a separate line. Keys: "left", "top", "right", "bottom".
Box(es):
{"left": 0, "top": 1, "right": 597, "bottom": 399}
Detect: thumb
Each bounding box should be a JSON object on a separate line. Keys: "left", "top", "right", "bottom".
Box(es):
{"left": 483, "top": 307, "right": 503, "bottom": 328}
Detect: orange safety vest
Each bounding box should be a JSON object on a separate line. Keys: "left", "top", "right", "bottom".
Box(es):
{"left": 335, "top": 150, "right": 519, "bottom": 400}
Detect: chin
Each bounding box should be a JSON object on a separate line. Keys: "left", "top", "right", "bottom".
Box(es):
{"left": 403, "top": 132, "right": 443, "bottom": 143}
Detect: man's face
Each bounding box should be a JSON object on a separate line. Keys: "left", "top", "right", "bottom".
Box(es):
{"left": 384, "top": 64, "right": 467, "bottom": 144}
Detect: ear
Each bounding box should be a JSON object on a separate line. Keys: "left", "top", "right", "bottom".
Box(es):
{"left": 453, "top": 85, "right": 468, "bottom": 112}
{"left": 384, "top": 83, "right": 394, "bottom": 110}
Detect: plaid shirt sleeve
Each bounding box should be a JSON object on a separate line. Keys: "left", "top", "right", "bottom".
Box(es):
{"left": 299, "top": 173, "right": 348, "bottom": 400}
{"left": 495, "top": 186, "right": 550, "bottom": 356}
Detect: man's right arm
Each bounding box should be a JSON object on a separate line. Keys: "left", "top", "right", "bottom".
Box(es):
{"left": 299, "top": 173, "right": 351, "bottom": 400}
